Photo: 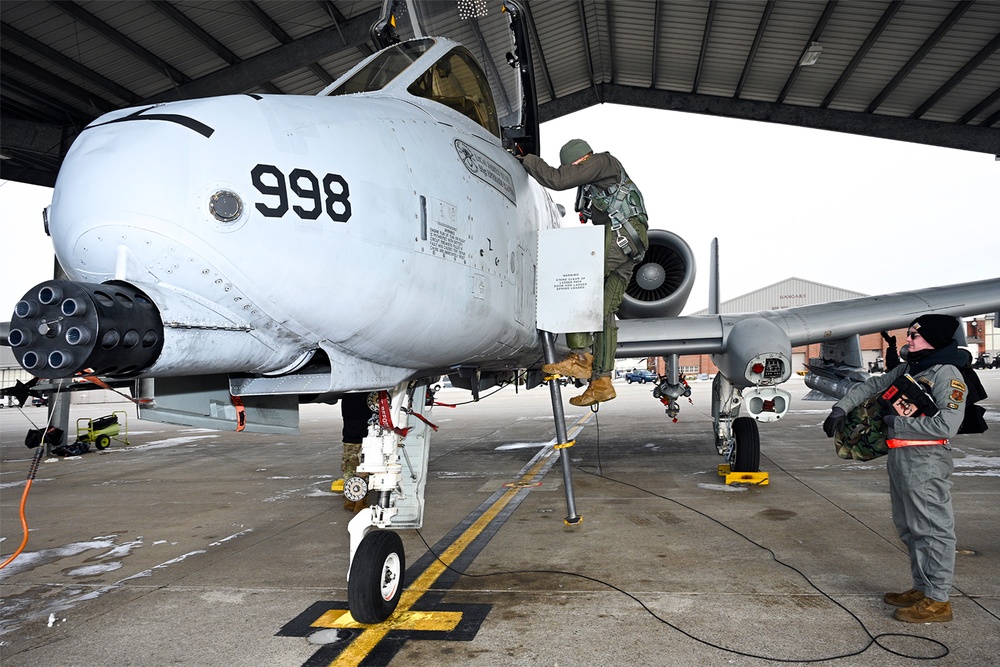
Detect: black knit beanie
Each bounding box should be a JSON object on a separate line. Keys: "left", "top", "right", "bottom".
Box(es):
{"left": 909, "top": 314, "right": 960, "bottom": 349}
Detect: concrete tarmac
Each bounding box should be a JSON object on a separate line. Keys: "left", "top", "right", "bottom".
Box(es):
{"left": 2, "top": 372, "right": 998, "bottom": 666}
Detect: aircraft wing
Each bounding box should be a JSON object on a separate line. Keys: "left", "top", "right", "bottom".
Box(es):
{"left": 618, "top": 277, "right": 1000, "bottom": 357}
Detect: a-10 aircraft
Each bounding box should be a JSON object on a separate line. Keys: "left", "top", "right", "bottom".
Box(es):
{"left": 5, "top": 0, "right": 999, "bottom": 624}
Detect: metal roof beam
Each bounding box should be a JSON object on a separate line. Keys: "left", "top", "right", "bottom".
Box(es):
{"left": 539, "top": 83, "right": 1000, "bottom": 155}
{"left": 0, "top": 79, "right": 89, "bottom": 125}
{"left": 822, "top": 0, "right": 902, "bottom": 109}
{"left": 982, "top": 105, "right": 1000, "bottom": 129}
{"left": 1, "top": 48, "right": 116, "bottom": 114}
{"left": 959, "top": 87, "right": 1000, "bottom": 126}
{"left": 148, "top": 1, "right": 282, "bottom": 94}
{"left": 1, "top": 21, "right": 140, "bottom": 105}
{"left": 49, "top": 0, "right": 191, "bottom": 86}
{"left": 735, "top": 0, "right": 775, "bottom": 99}
{"left": 576, "top": 0, "right": 600, "bottom": 103}
{"left": 911, "top": 31, "right": 1000, "bottom": 119}
{"left": 525, "top": 2, "right": 555, "bottom": 101}
{"left": 650, "top": 0, "right": 662, "bottom": 88}
{"left": 0, "top": 116, "right": 67, "bottom": 165}
{"left": 238, "top": 0, "right": 332, "bottom": 86}
{"left": 141, "top": 7, "right": 379, "bottom": 104}
{"left": 692, "top": 0, "right": 716, "bottom": 94}
{"left": 604, "top": 1, "right": 615, "bottom": 84}
{"left": 865, "top": 1, "right": 972, "bottom": 114}
{"left": 778, "top": 0, "right": 838, "bottom": 104}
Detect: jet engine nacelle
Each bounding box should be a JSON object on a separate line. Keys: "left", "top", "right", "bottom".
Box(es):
{"left": 618, "top": 230, "right": 696, "bottom": 319}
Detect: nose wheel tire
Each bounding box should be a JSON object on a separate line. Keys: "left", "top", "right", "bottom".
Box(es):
{"left": 348, "top": 530, "right": 405, "bottom": 624}
{"left": 732, "top": 416, "right": 760, "bottom": 472}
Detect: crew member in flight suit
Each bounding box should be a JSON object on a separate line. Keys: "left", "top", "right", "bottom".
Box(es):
{"left": 518, "top": 139, "right": 649, "bottom": 406}
{"left": 822, "top": 314, "right": 966, "bottom": 623}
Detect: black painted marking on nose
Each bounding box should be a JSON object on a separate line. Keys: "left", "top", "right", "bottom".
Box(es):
{"left": 87, "top": 106, "right": 214, "bottom": 138}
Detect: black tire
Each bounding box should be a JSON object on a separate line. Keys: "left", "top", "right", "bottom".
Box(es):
{"left": 626, "top": 378, "right": 632, "bottom": 384}
{"left": 95, "top": 434, "right": 111, "bottom": 450}
{"left": 348, "top": 530, "right": 405, "bottom": 623}
{"left": 732, "top": 416, "right": 760, "bottom": 472}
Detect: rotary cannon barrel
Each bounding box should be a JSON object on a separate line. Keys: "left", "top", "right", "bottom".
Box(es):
{"left": 9, "top": 280, "right": 164, "bottom": 379}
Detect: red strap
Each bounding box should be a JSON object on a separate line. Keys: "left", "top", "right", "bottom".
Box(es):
{"left": 377, "top": 391, "right": 410, "bottom": 437}
{"left": 404, "top": 408, "right": 439, "bottom": 432}
{"left": 887, "top": 438, "right": 948, "bottom": 448}
{"left": 81, "top": 375, "right": 152, "bottom": 404}
{"left": 230, "top": 395, "right": 246, "bottom": 432}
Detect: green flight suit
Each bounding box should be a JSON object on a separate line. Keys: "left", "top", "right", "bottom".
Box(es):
{"left": 521, "top": 152, "right": 649, "bottom": 378}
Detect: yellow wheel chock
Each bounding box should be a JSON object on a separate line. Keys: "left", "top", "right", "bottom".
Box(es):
{"left": 718, "top": 464, "right": 769, "bottom": 486}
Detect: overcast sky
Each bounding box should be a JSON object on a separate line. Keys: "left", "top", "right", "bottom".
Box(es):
{"left": 2, "top": 104, "right": 998, "bottom": 320}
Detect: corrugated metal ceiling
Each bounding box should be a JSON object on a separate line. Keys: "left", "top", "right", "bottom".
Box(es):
{"left": 2, "top": 0, "right": 998, "bottom": 187}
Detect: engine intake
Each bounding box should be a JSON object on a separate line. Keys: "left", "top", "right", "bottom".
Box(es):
{"left": 618, "top": 229, "right": 696, "bottom": 319}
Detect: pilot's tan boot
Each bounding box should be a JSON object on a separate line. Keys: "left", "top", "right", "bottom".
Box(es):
{"left": 884, "top": 588, "right": 925, "bottom": 607}
{"left": 542, "top": 352, "right": 593, "bottom": 379}
{"left": 569, "top": 376, "right": 616, "bottom": 406}
{"left": 893, "top": 598, "right": 952, "bottom": 623}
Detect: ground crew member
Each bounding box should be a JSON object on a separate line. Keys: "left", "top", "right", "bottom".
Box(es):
{"left": 822, "top": 314, "right": 966, "bottom": 623}
{"left": 519, "top": 139, "right": 649, "bottom": 406}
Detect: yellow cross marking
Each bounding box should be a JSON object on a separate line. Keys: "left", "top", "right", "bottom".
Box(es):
{"left": 325, "top": 453, "right": 554, "bottom": 667}
{"left": 313, "top": 609, "right": 463, "bottom": 632}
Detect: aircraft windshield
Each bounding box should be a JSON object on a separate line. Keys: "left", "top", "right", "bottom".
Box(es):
{"left": 377, "top": 1, "right": 523, "bottom": 131}
{"left": 407, "top": 48, "right": 500, "bottom": 137}
{"left": 328, "top": 38, "right": 435, "bottom": 95}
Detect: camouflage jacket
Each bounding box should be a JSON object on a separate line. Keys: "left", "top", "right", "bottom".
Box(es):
{"left": 836, "top": 361, "right": 968, "bottom": 441}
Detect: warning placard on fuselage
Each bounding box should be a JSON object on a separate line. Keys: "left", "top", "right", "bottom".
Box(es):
{"left": 536, "top": 226, "right": 603, "bottom": 333}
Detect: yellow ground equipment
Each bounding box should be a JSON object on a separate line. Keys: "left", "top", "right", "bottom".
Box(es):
{"left": 75, "top": 410, "right": 130, "bottom": 451}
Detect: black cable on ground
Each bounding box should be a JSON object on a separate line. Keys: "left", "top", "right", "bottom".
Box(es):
{"left": 413, "top": 406, "right": 951, "bottom": 663}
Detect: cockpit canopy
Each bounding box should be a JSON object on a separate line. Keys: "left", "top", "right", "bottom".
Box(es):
{"left": 327, "top": 38, "right": 500, "bottom": 139}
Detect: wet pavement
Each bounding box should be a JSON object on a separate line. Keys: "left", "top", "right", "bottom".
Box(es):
{"left": 2, "top": 372, "right": 998, "bottom": 666}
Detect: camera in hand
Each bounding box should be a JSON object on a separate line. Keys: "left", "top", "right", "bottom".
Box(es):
{"left": 878, "top": 374, "right": 938, "bottom": 418}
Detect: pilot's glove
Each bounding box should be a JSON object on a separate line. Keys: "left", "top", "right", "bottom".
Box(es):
{"left": 882, "top": 414, "right": 896, "bottom": 429}
{"left": 822, "top": 407, "right": 847, "bottom": 438}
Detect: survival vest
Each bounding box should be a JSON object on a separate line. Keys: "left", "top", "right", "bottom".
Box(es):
{"left": 577, "top": 165, "right": 649, "bottom": 261}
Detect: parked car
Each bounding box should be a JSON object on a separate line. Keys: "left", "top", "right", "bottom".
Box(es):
{"left": 625, "top": 369, "right": 657, "bottom": 384}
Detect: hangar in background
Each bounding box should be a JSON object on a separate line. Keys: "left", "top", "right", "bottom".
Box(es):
{"left": 2, "top": 0, "right": 999, "bottom": 189}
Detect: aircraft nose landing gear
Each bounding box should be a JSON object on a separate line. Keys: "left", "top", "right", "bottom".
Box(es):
{"left": 345, "top": 382, "right": 432, "bottom": 624}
